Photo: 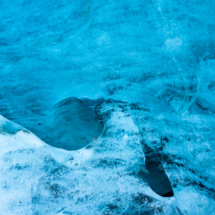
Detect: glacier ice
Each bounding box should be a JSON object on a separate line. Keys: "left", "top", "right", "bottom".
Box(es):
{"left": 0, "top": 102, "right": 176, "bottom": 214}
{"left": 1, "top": 0, "right": 215, "bottom": 214}
{"left": 4, "top": 97, "right": 104, "bottom": 151}
{"left": 1, "top": 100, "right": 215, "bottom": 214}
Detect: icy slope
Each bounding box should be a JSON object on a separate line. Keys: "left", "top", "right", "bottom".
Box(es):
{"left": 1, "top": 100, "right": 215, "bottom": 214}
{"left": 0, "top": 102, "right": 177, "bottom": 215}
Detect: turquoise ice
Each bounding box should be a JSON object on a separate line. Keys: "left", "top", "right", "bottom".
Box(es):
{"left": 0, "top": 0, "right": 215, "bottom": 214}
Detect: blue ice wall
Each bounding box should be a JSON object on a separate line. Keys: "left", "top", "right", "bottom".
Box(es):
{"left": 1, "top": 0, "right": 215, "bottom": 116}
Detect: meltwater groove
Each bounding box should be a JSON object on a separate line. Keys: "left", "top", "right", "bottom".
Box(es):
{"left": 3, "top": 97, "right": 104, "bottom": 150}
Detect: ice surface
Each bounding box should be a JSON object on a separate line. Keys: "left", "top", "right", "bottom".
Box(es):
{"left": 0, "top": 0, "right": 215, "bottom": 214}
{"left": 0, "top": 102, "right": 176, "bottom": 214}
{"left": 3, "top": 97, "right": 104, "bottom": 150}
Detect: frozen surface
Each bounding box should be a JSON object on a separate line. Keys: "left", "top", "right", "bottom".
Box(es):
{"left": 0, "top": 0, "right": 215, "bottom": 214}
{"left": 1, "top": 100, "right": 215, "bottom": 214}
{"left": 0, "top": 103, "right": 177, "bottom": 215}
{"left": 5, "top": 97, "right": 104, "bottom": 151}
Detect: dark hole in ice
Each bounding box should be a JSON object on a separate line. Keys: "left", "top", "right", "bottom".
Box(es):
{"left": 138, "top": 144, "right": 174, "bottom": 197}
{"left": 2, "top": 97, "right": 103, "bottom": 151}
{"left": 145, "top": 160, "right": 174, "bottom": 197}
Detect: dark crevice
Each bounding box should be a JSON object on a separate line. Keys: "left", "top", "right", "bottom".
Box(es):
{"left": 140, "top": 142, "right": 174, "bottom": 197}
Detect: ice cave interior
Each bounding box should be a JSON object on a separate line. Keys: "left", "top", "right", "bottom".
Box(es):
{"left": 0, "top": 0, "right": 215, "bottom": 214}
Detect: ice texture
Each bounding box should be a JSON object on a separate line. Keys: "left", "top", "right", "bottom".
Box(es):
{"left": 4, "top": 97, "right": 104, "bottom": 151}
{"left": 0, "top": 0, "right": 215, "bottom": 214}
{"left": 0, "top": 103, "right": 176, "bottom": 215}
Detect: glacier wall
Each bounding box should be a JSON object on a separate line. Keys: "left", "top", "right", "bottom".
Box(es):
{"left": 1, "top": 0, "right": 215, "bottom": 111}
{"left": 0, "top": 0, "right": 215, "bottom": 214}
